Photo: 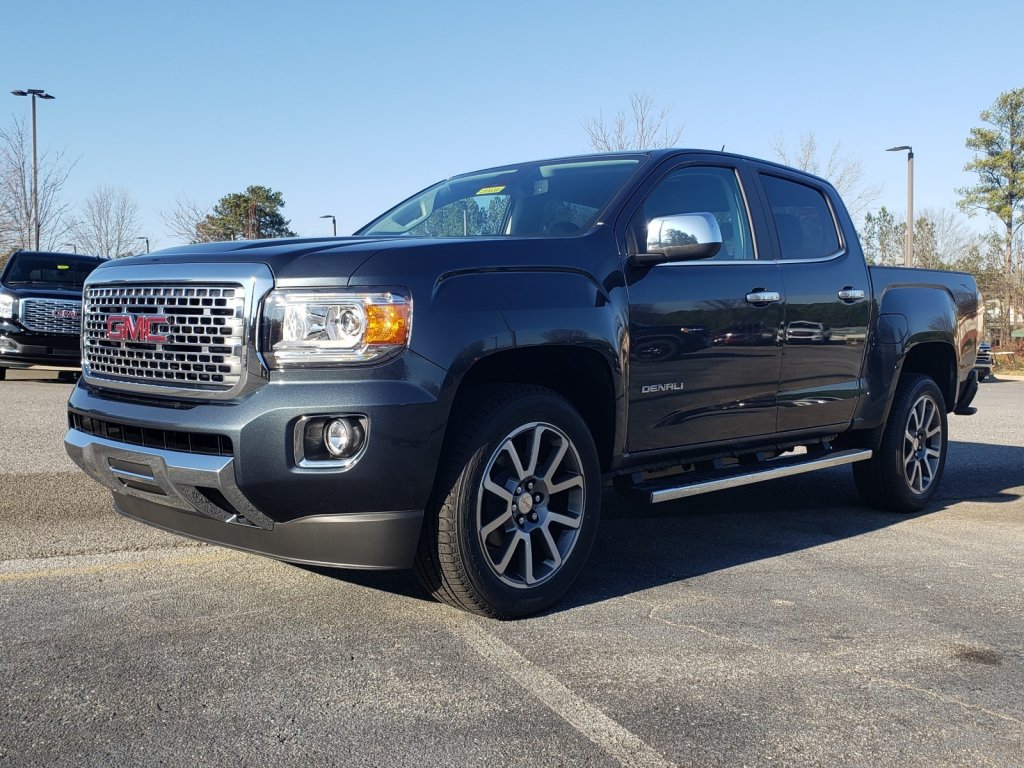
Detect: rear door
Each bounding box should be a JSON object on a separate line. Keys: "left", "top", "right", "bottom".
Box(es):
{"left": 755, "top": 170, "right": 871, "bottom": 434}
{"left": 622, "top": 156, "right": 784, "bottom": 453}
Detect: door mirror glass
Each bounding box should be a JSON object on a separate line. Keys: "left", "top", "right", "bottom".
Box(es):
{"left": 633, "top": 213, "right": 722, "bottom": 265}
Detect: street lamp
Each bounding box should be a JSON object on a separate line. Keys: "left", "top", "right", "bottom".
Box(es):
{"left": 11, "top": 89, "right": 55, "bottom": 251}
{"left": 136, "top": 236, "right": 150, "bottom": 254}
{"left": 320, "top": 214, "right": 337, "bottom": 236}
{"left": 886, "top": 145, "right": 914, "bottom": 267}
{"left": 61, "top": 242, "right": 76, "bottom": 253}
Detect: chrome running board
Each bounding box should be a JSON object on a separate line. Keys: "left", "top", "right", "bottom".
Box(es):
{"left": 633, "top": 449, "right": 873, "bottom": 504}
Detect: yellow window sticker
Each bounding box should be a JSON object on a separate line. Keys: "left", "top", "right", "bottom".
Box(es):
{"left": 476, "top": 186, "right": 505, "bottom": 195}
{"left": 57, "top": 264, "right": 70, "bottom": 270}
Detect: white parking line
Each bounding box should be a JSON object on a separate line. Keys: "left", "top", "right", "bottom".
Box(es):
{"left": 0, "top": 546, "right": 237, "bottom": 582}
{"left": 432, "top": 606, "right": 679, "bottom": 768}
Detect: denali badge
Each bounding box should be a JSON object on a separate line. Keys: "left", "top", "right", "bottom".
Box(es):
{"left": 641, "top": 382, "right": 685, "bottom": 394}
{"left": 106, "top": 314, "right": 168, "bottom": 343}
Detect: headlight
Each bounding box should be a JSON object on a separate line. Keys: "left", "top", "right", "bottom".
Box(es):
{"left": 0, "top": 292, "right": 14, "bottom": 320}
{"left": 260, "top": 289, "right": 411, "bottom": 367}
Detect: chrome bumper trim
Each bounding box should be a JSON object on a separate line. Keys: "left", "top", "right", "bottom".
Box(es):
{"left": 64, "top": 428, "right": 273, "bottom": 529}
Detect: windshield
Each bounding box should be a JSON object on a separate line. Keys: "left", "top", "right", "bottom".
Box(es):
{"left": 1, "top": 254, "right": 101, "bottom": 289}
{"left": 357, "top": 156, "right": 645, "bottom": 238}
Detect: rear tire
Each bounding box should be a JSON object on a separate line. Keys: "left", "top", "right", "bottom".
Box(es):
{"left": 415, "top": 385, "right": 601, "bottom": 619}
{"left": 0, "top": 367, "right": 6, "bottom": 381}
{"left": 854, "top": 373, "right": 947, "bottom": 513}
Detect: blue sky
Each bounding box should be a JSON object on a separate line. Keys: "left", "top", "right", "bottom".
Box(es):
{"left": 4, "top": 0, "right": 1022, "bottom": 250}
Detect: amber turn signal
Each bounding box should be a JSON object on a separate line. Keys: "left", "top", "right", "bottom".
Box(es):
{"left": 365, "top": 304, "right": 411, "bottom": 345}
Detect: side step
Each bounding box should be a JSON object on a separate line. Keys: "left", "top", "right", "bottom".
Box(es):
{"left": 627, "top": 449, "right": 873, "bottom": 504}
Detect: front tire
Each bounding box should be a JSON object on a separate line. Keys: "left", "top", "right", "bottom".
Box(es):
{"left": 854, "top": 373, "right": 948, "bottom": 513}
{"left": 415, "top": 385, "right": 601, "bottom": 618}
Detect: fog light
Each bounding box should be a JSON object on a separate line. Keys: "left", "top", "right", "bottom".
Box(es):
{"left": 324, "top": 418, "right": 352, "bottom": 457}
{"left": 322, "top": 417, "right": 364, "bottom": 459}
{"left": 0, "top": 336, "right": 15, "bottom": 351}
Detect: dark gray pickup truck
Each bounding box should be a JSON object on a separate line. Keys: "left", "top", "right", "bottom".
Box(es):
{"left": 65, "top": 150, "right": 982, "bottom": 617}
{"left": 0, "top": 250, "right": 104, "bottom": 380}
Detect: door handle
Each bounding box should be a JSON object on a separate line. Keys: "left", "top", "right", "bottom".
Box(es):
{"left": 837, "top": 288, "right": 865, "bottom": 302}
{"left": 745, "top": 290, "right": 781, "bottom": 305}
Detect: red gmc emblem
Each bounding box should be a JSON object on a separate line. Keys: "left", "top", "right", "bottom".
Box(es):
{"left": 54, "top": 308, "right": 81, "bottom": 320}
{"left": 106, "top": 314, "right": 168, "bottom": 343}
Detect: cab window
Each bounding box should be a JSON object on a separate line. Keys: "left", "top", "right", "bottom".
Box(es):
{"left": 632, "top": 166, "right": 754, "bottom": 260}
{"left": 761, "top": 174, "right": 841, "bottom": 260}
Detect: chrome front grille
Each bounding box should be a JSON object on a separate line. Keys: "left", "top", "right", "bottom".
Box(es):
{"left": 83, "top": 284, "right": 246, "bottom": 392}
{"left": 20, "top": 298, "right": 82, "bottom": 335}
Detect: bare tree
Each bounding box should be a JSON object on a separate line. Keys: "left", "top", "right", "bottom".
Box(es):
{"left": 917, "top": 207, "right": 973, "bottom": 266}
{"left": 160, "top": 194, "right": 213, "bottom": 244}
{"left": 70, "top": 185, "right": 141, "bottom": 257}
{"left": 0, "top": 117, "right": 74, "bottom": 252}
{"left": 584, "top": 92, "right": 684, "bottom": 152}
{"left": 770, "top": 132, "right": 882, "bottom": 220}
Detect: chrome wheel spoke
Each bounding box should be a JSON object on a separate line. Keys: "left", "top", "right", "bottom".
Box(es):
{"left": 541, "top": 525, "right": 563, "bottom": 570}
{"left": 548, "top": 475, "right": 584, "bottom": 495}
{"left": 481, "top": 510, "right": 513, "bottom": 538}
{"left": 547, "top": 511, "right": 582, "bottom": 530}
{"left": 522, "top": 536, "right": 536, "bottom": 585}
{"left": 483, "top": 477, "right": 514, "bottom": 504}
{"left": 523, "top": 426, "right": 546, "bottom": 477}
{"left": 537, "top": 437, "right": 569, "bottom": 484}
{"left": 494, "top": 531, "right": 524, "bottom": 575}
{"left": 499, "top": 439, "right": 528, "bottom": 481}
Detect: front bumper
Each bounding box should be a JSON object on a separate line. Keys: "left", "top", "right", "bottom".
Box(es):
{"left": 65, "top": 428, "right": 422, "bottom": 568}
{"left": 64, "top": 352, "right": 450, "bottom": 569}
{"left": 0, "top": 326, "right": 80, "bottom": 370}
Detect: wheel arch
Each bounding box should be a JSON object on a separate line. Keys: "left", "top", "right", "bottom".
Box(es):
{"left": 446, "top": 345, "right": 619, "bottom": 472}
{"left": 899, "top": 340, "right": 957, "bottom": 412}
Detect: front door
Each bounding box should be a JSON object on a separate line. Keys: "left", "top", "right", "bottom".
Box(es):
{"left": 624, "top": 162, "right": 784, "bottom": 453}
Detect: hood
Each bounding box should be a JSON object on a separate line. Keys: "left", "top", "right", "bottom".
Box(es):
{"left": 106, "top": 236, "right": 404, "bottom": 283}
{"left": 1, "top": 283, "right": 86, "bottom": 301}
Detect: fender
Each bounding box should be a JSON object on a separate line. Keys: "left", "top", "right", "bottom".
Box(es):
{"left": 853, "top": 283, "right": 959, "bottom": 432}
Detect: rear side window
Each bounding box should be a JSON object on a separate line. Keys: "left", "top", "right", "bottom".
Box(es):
{"left": 761, "top": 174, "right": 841, "bottom": 260}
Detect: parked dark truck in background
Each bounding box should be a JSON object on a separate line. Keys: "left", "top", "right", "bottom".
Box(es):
{"left": 65, "top": 150, "right": 981, "bottom": 618}
{"left": 0, "top": 250, "right": 105, "bottom": 381}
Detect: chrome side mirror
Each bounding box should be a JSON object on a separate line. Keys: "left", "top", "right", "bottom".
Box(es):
{"left": 631, "top": 213, "right": 723, "bottom": 266}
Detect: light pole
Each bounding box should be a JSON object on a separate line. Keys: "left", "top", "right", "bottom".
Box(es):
{"left": 136, "top": 236, "right": 150, "bottom": 254}
{"left": 320, "top": 214, "right": 337, "bottom": 236}
{"left": 886, "top": 145, "right": 914, "bottom": 267}
{"left": 62, "top": 242, "right": 76, "bottom": 253}
{"left": 11, "top": 89, "right": 55, "bottom": 251}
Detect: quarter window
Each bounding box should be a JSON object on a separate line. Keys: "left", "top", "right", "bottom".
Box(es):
{"left": 761, "top": 175, "right": 841, "bottom": 260}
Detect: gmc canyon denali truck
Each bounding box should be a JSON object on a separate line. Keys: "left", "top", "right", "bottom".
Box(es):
{"left": 0, "top": 250, "right": 104, "bottom": 381}
{"left": 65, "top": 150, "right": 981, "bottom": 618}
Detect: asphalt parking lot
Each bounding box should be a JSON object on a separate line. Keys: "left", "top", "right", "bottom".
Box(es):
{"left": 1, "top": 370, "right": 1022, "bottom": 767}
